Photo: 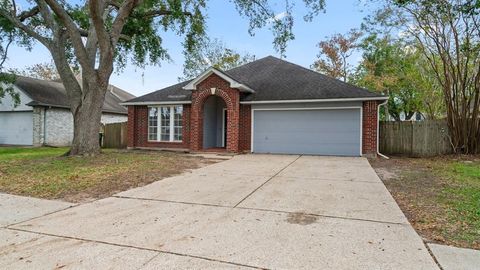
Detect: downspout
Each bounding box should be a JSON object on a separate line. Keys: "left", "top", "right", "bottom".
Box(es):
{"left": 377, "top": 100, "right": 389, "bottom": 159}
{"left": 43, "top": 107, "right": 47, "bottom": 146}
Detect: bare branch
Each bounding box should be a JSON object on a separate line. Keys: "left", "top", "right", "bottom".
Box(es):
{"left": 43, "top": 0, "right": 92, "bottom": 77}
{"left": 18, "top": 6, "right": 40, "bottom": 22}
{"left": 107, "top": 0, "right": 121, "bottom": 9}
{"left": 78, "top": 28, "right": 131, "bottom": 41}
{"left": 139, "top": 10, "right": 192, "bottom": 18}
{"left": 0, "top": 32, "right": 14, "bottom": 67}
{"left": 0, "top": 8, "right": 51, "bottom": 47}
{"left": 110, "top": 0, "right": 141, "bottom": 45}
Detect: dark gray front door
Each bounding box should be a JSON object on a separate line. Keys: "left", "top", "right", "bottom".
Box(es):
{"left": 252, "top": 108, "right": 361, "bottom": 156}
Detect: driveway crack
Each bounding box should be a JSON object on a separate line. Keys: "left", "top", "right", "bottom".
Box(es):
{"left": 233, "top": 155, "right": 302, "bottom": 208}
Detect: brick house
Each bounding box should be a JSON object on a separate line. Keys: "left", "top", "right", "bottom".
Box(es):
{"left": 123, "top": 56, "right": 388, "bottom": 157}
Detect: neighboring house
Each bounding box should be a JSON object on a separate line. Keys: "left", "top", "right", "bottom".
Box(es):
{"left": 123, "top": 56, "right": 388, "bottom": 157}
{"left": 0, "top": 76, "right": 135, "bottom": 146}
{"left": 387, "top": 111, "right": 426, "bottom": 121}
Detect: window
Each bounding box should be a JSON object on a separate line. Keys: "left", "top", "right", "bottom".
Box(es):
{"left": 148, "top": 108, "right": 158, "bottom": 141}
{"left": 173, "top": 106, "right": 183, "bottom": 141}
{"left": 160, "top": 107, "right": 171, "bottom": 141}
{"left": 148, "top": 105, "right": 183, "bottom": 142}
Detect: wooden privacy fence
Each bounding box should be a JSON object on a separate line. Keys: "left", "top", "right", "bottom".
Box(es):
{"left": 102, "top": 122, "right": 127, "bottom": 149}
{"left": 379, "top": 120, "right": 453, "bottom": 157}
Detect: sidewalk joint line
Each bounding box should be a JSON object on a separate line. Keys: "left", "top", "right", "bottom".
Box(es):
{"left": 114, "top": 191, "right": 408, "bottom": 226}
{"left": 424, "top": 242, "right": 445, "bottom": 270}
{"left": 6, "top": 227, "right": 264, "bottom": 270}
{"left": 233, "top": 155, "right": 302, "bottom": 208}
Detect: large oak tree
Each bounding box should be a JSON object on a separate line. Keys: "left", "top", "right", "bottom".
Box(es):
{"left": 0, "top": 0, "right": 325, "bottom": 156}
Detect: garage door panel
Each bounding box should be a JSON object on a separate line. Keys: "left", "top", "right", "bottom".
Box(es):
{"left": 0, "top": 112, "right": 33, "bottom": 145}
{"left": 253, "top": 109, "right": 361, "bottom": 156}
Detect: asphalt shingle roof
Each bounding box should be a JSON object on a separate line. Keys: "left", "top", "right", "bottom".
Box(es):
{"left": 14, "top": 76, "right": 134, "bottom": 114}
{"left": 127, "top": 56, "right": 385, "bottom": 104}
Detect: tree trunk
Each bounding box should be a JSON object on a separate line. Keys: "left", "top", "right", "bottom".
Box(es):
{"left": 68, "top": 82, "right": 107, "bottom": 156}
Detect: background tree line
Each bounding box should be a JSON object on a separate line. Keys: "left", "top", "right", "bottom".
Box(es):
{"left": 2, "top": 0, "right": 478, "bottom": 154}
{"left": 312, "top": 0, "right": 480, "bottom": 154}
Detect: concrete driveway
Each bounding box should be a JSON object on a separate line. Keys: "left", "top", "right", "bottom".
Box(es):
{"left": 1, "top": 155, "right": 439, "bottom": 269}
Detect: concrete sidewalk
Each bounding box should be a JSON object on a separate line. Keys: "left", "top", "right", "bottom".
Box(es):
{"left": 429, "top": 243, "right": 480, "bottom": 270}
{"left": 2, "top": 155, "right": 440, "bottom": 269}
{"left": 0, "top": 193, "right": 74, "bottom": 227}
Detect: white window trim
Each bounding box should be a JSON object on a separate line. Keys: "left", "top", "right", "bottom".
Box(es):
{"left": 250, "top": 106, "right": 363, "bottom": 156}
{"left": 148, "top": 105, "right": 183, "bottom": 143}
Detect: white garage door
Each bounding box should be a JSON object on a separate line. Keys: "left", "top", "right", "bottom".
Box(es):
{"left": 252, "top": 108, "right": 362, "bottom": 156}
{"left": 0, "top": 112, "right": 33, "bottom": 145}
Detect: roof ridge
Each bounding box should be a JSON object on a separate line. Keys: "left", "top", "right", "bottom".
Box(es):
{"left": 270, "top": 56, "right": 381, "bottom": 95}
{"left": 224, "top": 55, "right": 278, "bottom": 74}
{"left": 14, "top": 74, "right": 63, "bottom": 84}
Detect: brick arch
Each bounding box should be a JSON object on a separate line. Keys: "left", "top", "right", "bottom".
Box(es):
{"left": 190, "top": 84, "right": 240, "bottom": 152}
{"left": 192, "top": 88, "right": 234, "bottom": 112}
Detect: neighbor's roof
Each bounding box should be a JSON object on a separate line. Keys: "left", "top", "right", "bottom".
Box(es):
{"left": 13, "top": 76, "right": 135, "bottom": 114}
{"left": 125, "top": 56, "right": 386, "bottom": 105}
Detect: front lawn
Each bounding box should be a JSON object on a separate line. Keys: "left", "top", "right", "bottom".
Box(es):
{"left": 370, "top": 156, "right": 480, "bottom": 250}
{"left": 0, "top": 147, "right": 218, "bottom": 202}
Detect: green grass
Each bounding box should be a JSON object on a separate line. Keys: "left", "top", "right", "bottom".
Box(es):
{"left": 0, "top": 147, "right": 68, "bottom": 161}
{"left": 438, "top": 161, "right": 480, "bottom": 244}
{"left": 371, "top": 156, "right": 480, "bottom": 249}
{"left": 0, "top": 147, "right": 208, "bottom": 202}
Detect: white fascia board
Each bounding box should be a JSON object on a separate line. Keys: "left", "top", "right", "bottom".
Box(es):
{"left": 240, "top": 96, "right": 389, "bottom": 104}
{"left": 120, "top": 101, "right": 192, "bottom": 106}
{"left": 182, "top": 67, "right": 255, "bottom": 93}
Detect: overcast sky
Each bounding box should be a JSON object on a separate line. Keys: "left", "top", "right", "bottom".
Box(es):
{"left": 4, "top": 0, "right": 376, "bottom": 97}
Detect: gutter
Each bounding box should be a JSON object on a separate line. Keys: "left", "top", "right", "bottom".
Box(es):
{"left": 240, "top": 96, "right": 389, "bottom": 104}
{"left": 120, "top": 101, "right": 192, "bottom": 106}
{"left": 377, "top": 99, "right": 389, "bottom": 159}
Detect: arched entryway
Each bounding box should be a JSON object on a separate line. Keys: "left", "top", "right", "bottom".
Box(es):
{"left": 190, "top": 87, "right": 239, "bottom": 152}
{"left": 203, "top": 95, "right": 227, "bottom": 149}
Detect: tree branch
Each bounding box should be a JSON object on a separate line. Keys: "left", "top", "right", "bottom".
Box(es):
{"left": 107, "top": 0, "right": 121, "bottom": 9}
{"left": 43, "top": 0, "right": 93, "bottom": 77}
{"left": 110, "top": 0, "right": 141, "bottom": 46}
{"left": 0, "top": 8, "right": 50, "bottom": 47}
{"left": 139, "top": 9, "right": 192, "bottom": 18}
{"left": 78, "top": 28, "right": 131, "bottom": 41}
{"left": 18, "top": 6, "right": 40, "bottom": 22}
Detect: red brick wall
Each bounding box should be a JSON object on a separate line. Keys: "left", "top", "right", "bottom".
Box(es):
{"left": 127, "top": 76, "right": 379, "bottom": 156}
{"left": 190, "top": 73, "right": 240, "bottom": 152}
{"left": 239, "top": 104, "right": 251, "bottom": 152}
{"left": 127, "top": 105, "right": 191, "bottom": 149}
{"left": 362, "top": 100, "right": 379, "bottom": 156}
{"left": 127, "top": 106, "right": 136, "bottom": 148}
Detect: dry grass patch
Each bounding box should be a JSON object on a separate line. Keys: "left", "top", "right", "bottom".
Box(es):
{"left": 0, "top": 147, "right": 219, "bottom": 203}
{"left": 370, "top": 156, "right": 480, "bottom": 250}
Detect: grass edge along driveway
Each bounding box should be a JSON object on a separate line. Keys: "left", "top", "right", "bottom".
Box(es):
{"left": 0, "top": 147, "right": 217, "bottom": 203}
{"left": 370, "top": 156, "right": 480, "bottom": 250}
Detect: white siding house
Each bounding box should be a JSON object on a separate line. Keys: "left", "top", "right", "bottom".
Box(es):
{"left": 0, "top": 76, "right": 134, "bottom": 146}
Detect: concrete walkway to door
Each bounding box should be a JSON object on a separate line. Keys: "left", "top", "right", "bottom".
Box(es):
{"left": 2, "top": 155, "right": 439, "bottom": 269}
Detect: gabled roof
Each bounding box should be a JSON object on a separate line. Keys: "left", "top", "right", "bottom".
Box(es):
{"left": 13, "top": 75, "right": 135, "bottom": 114}
{"left": 124, "top": 56, "right": 387, "bottom": 105}
{"left": 182, "top": 67, "right": 254, "bottom": 93}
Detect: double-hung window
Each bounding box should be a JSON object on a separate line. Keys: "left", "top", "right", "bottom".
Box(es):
{"left": 148, "top": 105, "right": 183, "bottom": 142}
